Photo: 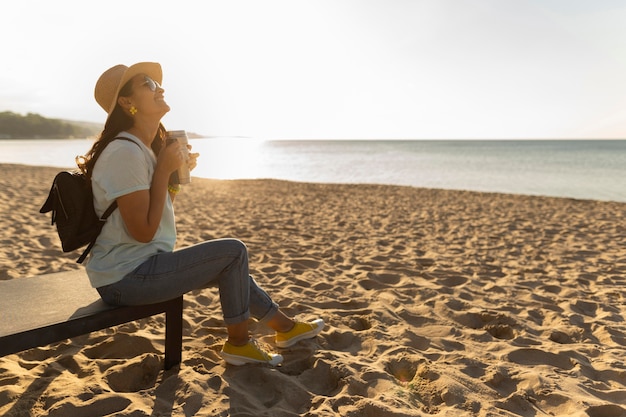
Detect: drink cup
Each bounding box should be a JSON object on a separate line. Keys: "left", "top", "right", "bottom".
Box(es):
{"left": 165, "top": 130, "right": 191, "bottom": 184}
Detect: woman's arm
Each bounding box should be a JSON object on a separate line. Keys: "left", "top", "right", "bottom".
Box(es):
{"left": 117, "top": 141, "right": 183, "bottom": 242}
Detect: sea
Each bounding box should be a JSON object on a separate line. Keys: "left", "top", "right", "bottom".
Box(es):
{"left": 1, "top": 138, "right": 624, "bottom": 203}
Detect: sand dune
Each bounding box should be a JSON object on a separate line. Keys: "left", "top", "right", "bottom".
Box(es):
{"left": 0, "top": 163, "right": 625, "bottom": 416}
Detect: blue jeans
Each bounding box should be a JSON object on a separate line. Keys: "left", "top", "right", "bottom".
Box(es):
{"left": 96, "top": 238, "right": 279, "bottom": 325}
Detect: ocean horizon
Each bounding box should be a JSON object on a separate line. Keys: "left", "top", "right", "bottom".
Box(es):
{"left": 1, "top": 138, "right": 624, "bottom": 203}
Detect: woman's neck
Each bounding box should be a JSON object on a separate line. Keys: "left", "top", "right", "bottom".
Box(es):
{"left": 127, "top": 122, "right": 159, "bottom": 147}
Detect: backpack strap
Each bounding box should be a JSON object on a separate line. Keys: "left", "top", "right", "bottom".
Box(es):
{"left": 77, "top": 137, "right": 142, "bottom": 264}
{"left": 77, "top": 201, "right": 118, "bottom": 264}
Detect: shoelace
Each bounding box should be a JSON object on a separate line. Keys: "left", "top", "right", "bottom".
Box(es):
{"left": 249, "top": 339, "right": 271, "bottom": 360}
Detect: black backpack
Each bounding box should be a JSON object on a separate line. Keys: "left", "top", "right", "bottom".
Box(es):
{"left": 40, "top": 137, "right": 139, "bottom": 263}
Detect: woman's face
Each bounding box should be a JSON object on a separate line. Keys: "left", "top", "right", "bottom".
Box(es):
{"left": 127, "top": 74, "right": 170, "bottom": 118}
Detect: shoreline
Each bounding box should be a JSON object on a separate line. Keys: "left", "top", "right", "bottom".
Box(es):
{"left": 2, "top": 138, "right": 626, "bottom": 204}
{"left": 1, "top": 163, "right": 625, "bottom": 416}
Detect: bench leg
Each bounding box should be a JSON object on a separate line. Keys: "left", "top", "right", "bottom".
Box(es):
{"left": 164, "top": 296, "right": 183, "bottom": 370}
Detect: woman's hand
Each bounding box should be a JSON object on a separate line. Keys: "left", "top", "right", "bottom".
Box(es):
{"left": 187, "top": 145, "right": 200, "bottom": 172}
{"left": 156, "top": 140, "right": 185, "bottom": 176}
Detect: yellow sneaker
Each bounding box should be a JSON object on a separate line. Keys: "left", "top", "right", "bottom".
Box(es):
{"left": 275, "top": 318, "right": 325, "bottom": 348}
{"left": 220, "top": 339, "right": 283, "bottom": 366}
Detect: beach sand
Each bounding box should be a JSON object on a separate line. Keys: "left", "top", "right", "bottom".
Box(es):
{"left": 0, "top": 163, "right": 625, "bottom": 417}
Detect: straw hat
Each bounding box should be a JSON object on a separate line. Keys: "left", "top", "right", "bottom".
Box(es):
{"left": 94, "top": 62, "right": 162, "bottom": 115}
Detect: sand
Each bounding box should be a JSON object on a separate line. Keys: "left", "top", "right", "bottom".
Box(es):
{"left": 0, "top": 162, "right": 625, "bottom": 417}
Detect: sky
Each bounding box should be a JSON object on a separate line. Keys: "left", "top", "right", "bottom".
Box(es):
{"left": 2, "top": 0, "right": 626, "bottom": 140}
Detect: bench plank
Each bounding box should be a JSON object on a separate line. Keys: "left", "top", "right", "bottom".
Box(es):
{"left": 0, "top": 270, "right": 182, "bottom": 369}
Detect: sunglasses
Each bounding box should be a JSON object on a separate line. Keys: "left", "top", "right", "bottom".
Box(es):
{"left": 142, "top": 76, "right": 161, "bottom": 92}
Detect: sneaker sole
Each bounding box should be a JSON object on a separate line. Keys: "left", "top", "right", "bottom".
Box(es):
{"left": 276, "top": 318, "right": 325, "bottom": 348}
{"left": 220, "top": 351, "right": 283, "bottom": 366}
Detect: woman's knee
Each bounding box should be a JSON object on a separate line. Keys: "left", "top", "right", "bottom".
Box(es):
{"left": 216, "top": 238, "right": 248, "bottom": 270}
{"left": 223, "top": 238, "right": 247, "bottom": 256}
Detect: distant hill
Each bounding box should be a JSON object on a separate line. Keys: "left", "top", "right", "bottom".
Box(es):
{"left": 0, "top": 111, "right": 102, "bottom": 139}
{"left": 0, "top": 111, "right": 205, "bottom": 139}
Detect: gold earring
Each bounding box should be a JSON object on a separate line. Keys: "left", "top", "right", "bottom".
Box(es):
{"left": 129, "top": 106, "right": 138, "bottom": 116}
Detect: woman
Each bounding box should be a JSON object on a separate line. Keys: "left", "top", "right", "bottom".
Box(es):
{"left": 79, "top": 62, "right": 323, "bottom": 366}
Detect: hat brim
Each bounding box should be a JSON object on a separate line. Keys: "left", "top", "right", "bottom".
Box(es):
{"left": 107, "top": 62, "right": 162, "bottom": 115}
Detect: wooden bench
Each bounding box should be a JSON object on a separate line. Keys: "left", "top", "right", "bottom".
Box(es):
{"left": 0, "top": 269, "right": 183, "bottom": 370}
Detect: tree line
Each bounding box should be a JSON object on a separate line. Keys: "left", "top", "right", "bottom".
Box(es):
{"left": 0, "top": 111, "right": 102, "bottom": 139}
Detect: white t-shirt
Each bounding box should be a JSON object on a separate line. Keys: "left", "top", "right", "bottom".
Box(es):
{"left": 85, "top": 132, "right": 176, "bottom": 288}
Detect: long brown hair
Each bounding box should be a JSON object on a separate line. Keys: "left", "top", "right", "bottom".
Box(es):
{"left": 77, "top": 79, "right": 166, "bottom": 179}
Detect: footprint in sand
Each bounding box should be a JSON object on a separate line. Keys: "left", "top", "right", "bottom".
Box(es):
{"left": 450, "top": 309, "right": 518, "bottom": 340}
{"left": 385, "top": 354, "right": 422, "bottom": 384}
{"left": 298, "top": 358, "right": 345, "bottom": 396}
{"left": 347, "top": 316, "right": 372, "bottom": 331}
{"left": 586, "top": 404, "right": 626, "bottom": 417}
{"left": 82, "top": 333, "right": 160, "bottom": 360}
{"left": 104, "top": 353, "right": 161, "bottom": 392}
{"left": 549, "top": 329, "right": 583, "bottom": 344}
{"left": 326, "top": 330, "right": 360, "bottom": 351}
{"left": 506, "top": 348, "right": 575, "bottom": 370}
